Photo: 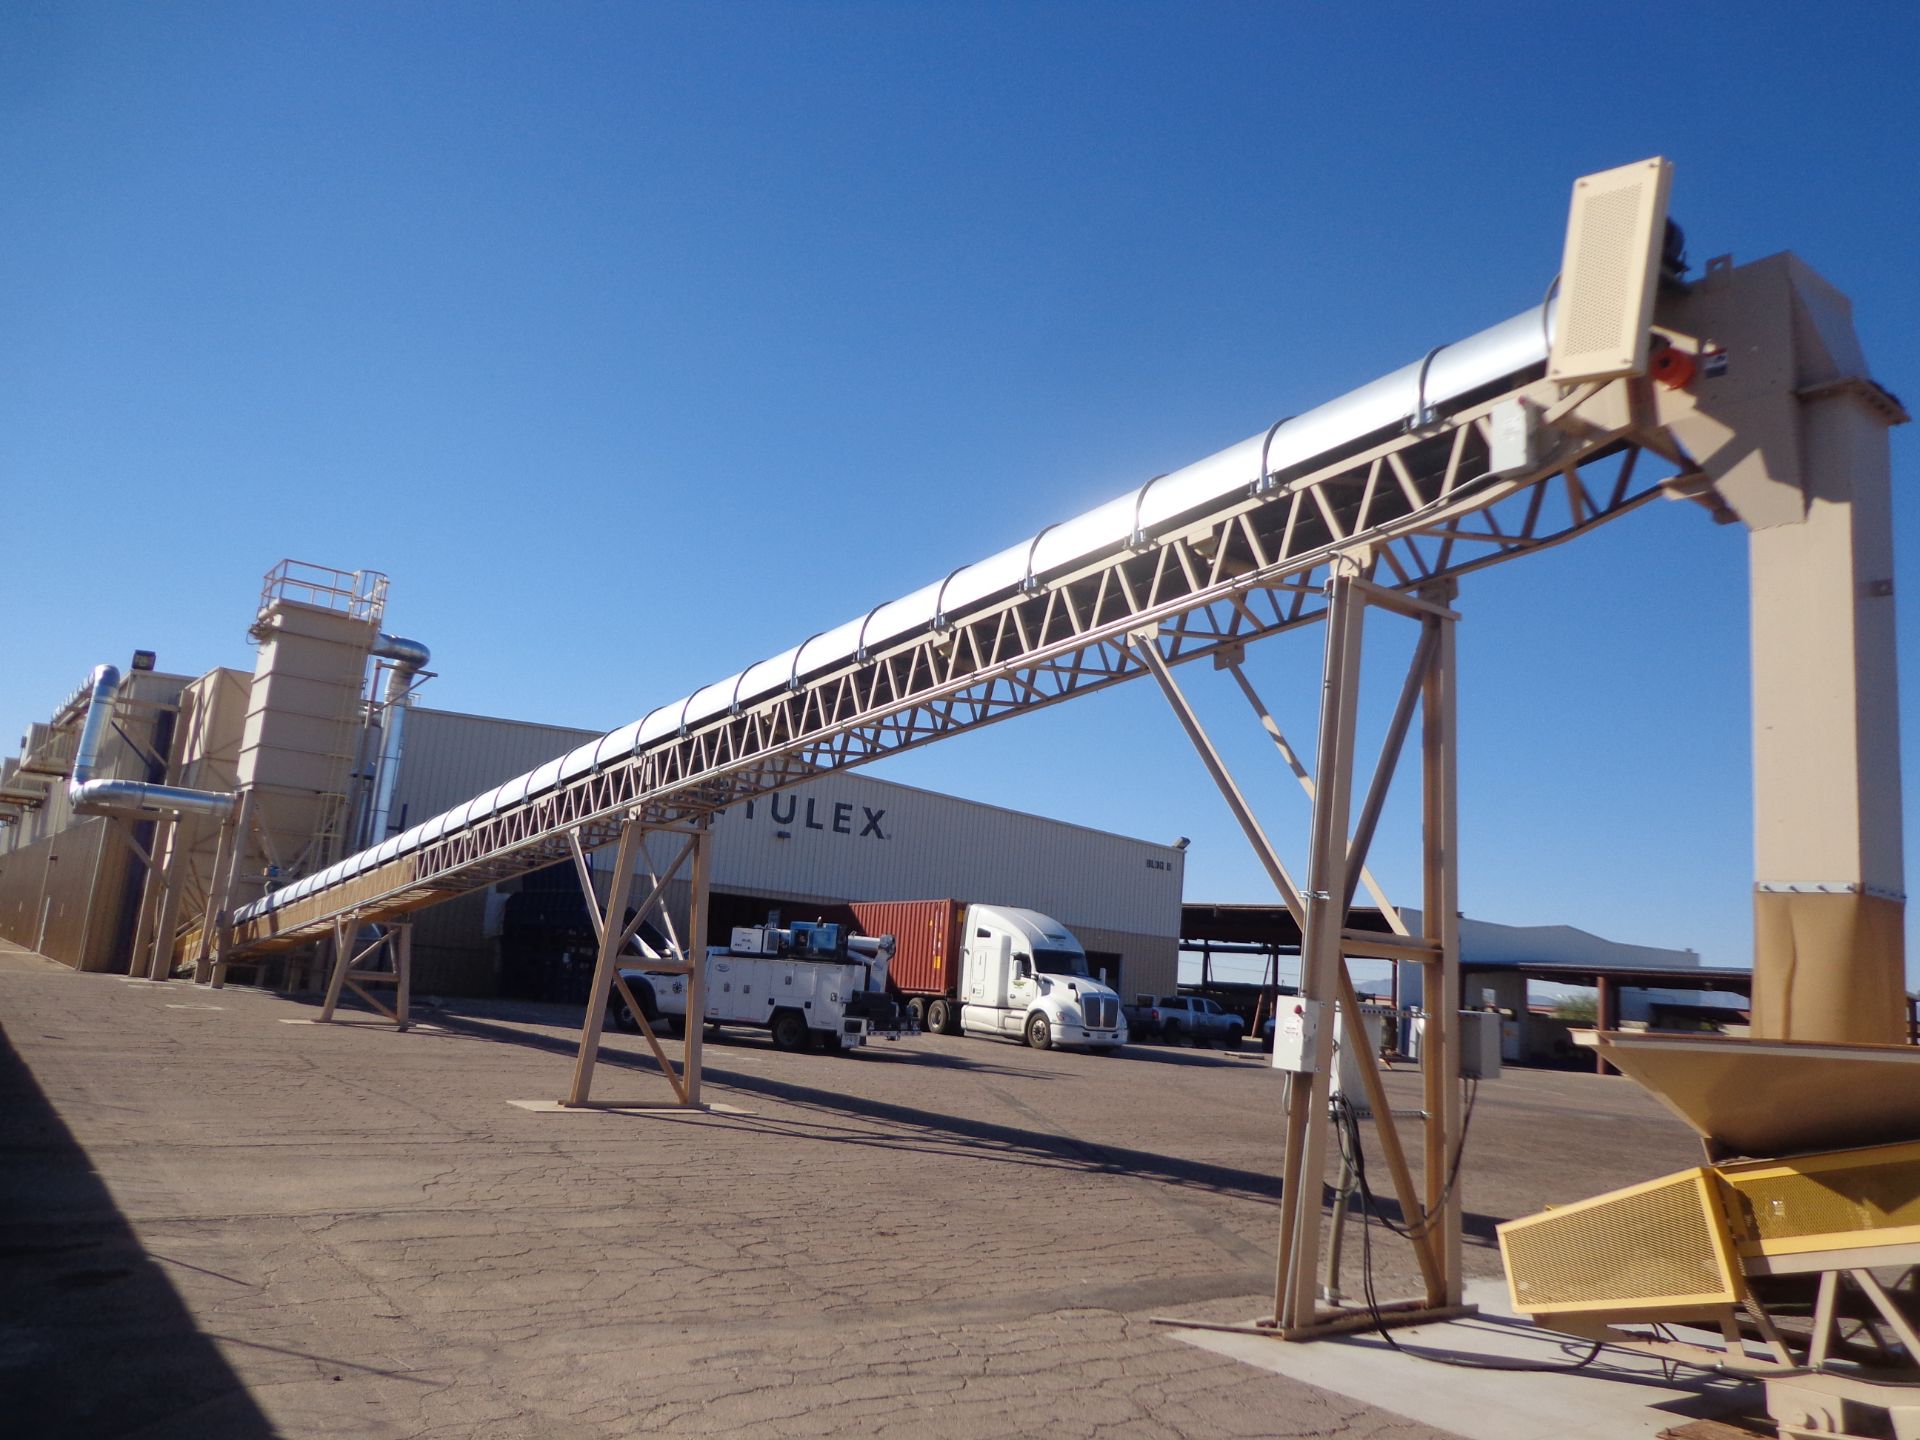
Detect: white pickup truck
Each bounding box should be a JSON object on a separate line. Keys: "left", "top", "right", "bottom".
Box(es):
{"left": 1125, "top": 994, "right": 1247, "bottom": 1049}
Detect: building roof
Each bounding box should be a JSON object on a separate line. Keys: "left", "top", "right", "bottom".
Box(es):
{"left": 1180, "top": 902, "right": 1740, "bottom": 992}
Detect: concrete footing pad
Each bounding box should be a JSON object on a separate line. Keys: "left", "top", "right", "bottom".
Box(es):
{"left": 507, "top": 1099, "right": 750, "bottom": 1116}
{"left": 1165, "top": 1280, "right": 1761, "bottom": 1440}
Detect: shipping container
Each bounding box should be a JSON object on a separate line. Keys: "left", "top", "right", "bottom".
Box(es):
{"left": 849, "top": 899, "right": 963, "bottom": 1000}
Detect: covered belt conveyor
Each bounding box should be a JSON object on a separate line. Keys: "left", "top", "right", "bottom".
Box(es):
{"left": 228, "top": 296, "right": 1607, "bottom": 954}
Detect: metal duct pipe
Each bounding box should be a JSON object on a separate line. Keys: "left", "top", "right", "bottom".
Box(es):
{"left": 375, "top": 634, "right": 431, "bottom": 674}
{"left": 363, "top": 634, "right": 430, "bottom": 846}
{"left": 67, "top": 664, "right": 238, "bottom": 820}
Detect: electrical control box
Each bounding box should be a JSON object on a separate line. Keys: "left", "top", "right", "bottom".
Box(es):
{"left": 1330, "top": 1005, "right": 1391, "bottom": 1114}
{"left": 1271, "top": 998, "right": 1324, "bottom": 1074}
{"left": 1458, "top": 1010, "right": 1503, "bottom": 1080}
{"left": 1408, "top": 1009, "right": 1505, "bottom": 1079}
{"left": 1487, "top": 396, "right": 1539, "bottom": 477}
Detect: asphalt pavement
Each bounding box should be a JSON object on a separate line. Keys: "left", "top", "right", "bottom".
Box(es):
{"left": 0, "top": 941, "right": 1705, "bottom": 1438}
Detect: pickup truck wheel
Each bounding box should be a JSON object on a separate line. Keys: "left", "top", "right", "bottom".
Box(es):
{"left": 771, "top": 1010, "right": 808, "bottom": 1051}
{"left": 1162, "top": 1020, "right": 1183, "bottom": 1047}
{"left": 1224, "top": 1025, "right": 1244, "bottom": 1051}
{"left": 1025, "top": 1013, "right": 1053, "bottom": 1050}
{"left": 926, "top": 998, "right": 954, "bottom": 1035}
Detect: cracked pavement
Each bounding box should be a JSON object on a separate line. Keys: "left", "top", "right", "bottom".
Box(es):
{"left": 0, "top": 942, "right": 1704, "bottom": 1437}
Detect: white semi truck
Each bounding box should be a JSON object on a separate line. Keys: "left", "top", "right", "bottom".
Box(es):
{"left": 849, "top": 900, "right": 1128, "bottom": 1052}
{"left": 619, "top": 920, "right": 911, "bottom": 1054}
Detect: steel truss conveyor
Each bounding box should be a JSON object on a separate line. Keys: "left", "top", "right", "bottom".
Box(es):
{"left": 228, "top": 304, "right": 1691, "bottom": 956}
{"left": 238, "top": 158, "right": 1900, "bottom": 996}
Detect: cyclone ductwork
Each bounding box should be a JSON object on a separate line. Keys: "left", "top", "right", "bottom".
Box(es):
{"left": 67, "top": 664, "right": 238, "bottom": 820}
{"left": 363, "top": 634, "right": 430, "bottom": 847}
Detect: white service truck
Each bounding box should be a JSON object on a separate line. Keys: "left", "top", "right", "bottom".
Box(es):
{"left": 620, "top": 920, "right": 912, "bottom": 1054}
{"left": 849, "top": 900, "right": 1128, "bottom": 1052}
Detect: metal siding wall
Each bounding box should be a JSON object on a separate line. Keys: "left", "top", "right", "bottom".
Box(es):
{"left": 391, "top": 712, "right": 1183, "bottom": 942}
{"left": 385, "top": 712, "right": 1183, "bottom": 995}
{"left": 172, "top": 669, "right": 252, "bottom": 791}
{"left": 386, "top": 708, "right": 596, "bottom": 838}
{"left": 1068, "top": 925, "right": 1178, "bottom": 1003}
{"left": 0, "top": 818, "right": 131, "bottom": 970}
{"left": 12, "top": 670, "right": 188, "bottom": 849}
{"left": 705, "top": 773, "right": 1183, "bottom": 940}
{"left": 410, "top": 890, "right": 494, "bottom": 996}
{"left": 0, "top": 670, "right": 183, "bottom": 966}
{"left": 0, "top": 838, "right": 50, "bottom": 948}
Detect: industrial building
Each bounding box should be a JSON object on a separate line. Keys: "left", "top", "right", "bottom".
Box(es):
{"left": 1178, "top": 901, "right": 1751, "bottom": 1068}
{"left": 389, "top": 705, "right": 1182, "bottom": 1000}
{"left": 0, "top": 562, "right": 1184, "bottom": 1001}
{"left": 0, "top": 656, "right": 195, "bottom": 971}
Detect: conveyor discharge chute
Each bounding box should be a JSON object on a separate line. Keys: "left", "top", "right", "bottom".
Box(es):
{"left": 1501, "top": 1034, "right": 1920, "bottom": 1429}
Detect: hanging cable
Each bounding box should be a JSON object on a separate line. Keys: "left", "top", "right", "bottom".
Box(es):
{"left": 1333, "top": 1088, "right": 1606, "bottom": 1372}
{"left": 1336, "top": 1079, "right": 1478, "bottom": 1243}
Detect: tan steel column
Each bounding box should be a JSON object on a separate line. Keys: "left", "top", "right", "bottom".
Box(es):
{"left": 683, "top": 825, "right": 710, "bottom": 1108}
{"left": 1419, "top": 591, "right": 1463, "bottom": 1305}
{"left": 1136, "top": 620, "right": 1440, "bottom": 1319}
{"left": 194, "top": 808, "right": 239, "bottom": 984}
{"left": 395, "top": 923, "right": 413, "bottom": 1030}
{"left": 209, "top": 790, "right": 256, "bottom": 989}
{"left": 566, "top": 820, "right": 642, "bottom": 1106}
{"left": 127, "top": 819, "right": 169, "bottom": 976}
{"left": 320, "top": 916, "right": 352, "bottom": 1020}
{"left": 1282, "top": 571, "right": 1366, "bottom": 1328}
{"left": 1595, "top": 975, "right": 1616, "bottom": 1076}
{"left": 1747, "top": 383, "right": 1905, "bottom": 1042}
{"left": 146, "top": 820, "right": 188, "bottom": 981}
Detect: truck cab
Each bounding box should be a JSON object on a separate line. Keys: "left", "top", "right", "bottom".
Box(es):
{"left": 958, "top": 904, "right": 1126, "bottom": 1052}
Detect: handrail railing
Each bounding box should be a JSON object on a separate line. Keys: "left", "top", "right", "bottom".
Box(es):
{"left": 253, "top": 559, "right": 388, "bottom": 629}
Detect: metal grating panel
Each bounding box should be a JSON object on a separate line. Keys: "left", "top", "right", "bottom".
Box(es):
{"left": 1500, "top": 1168, "right": 1736, "bottom": 1315}
{"left": 1548, "top": 157, "right": 1672, "bottom": 383}
{"left": 1724, "top": 1142, "right": 1920, "bottom": 1251}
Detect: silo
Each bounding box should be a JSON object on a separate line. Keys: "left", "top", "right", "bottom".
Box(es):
{"left": 231, "top": 565, "right": 384, "bottom": 908}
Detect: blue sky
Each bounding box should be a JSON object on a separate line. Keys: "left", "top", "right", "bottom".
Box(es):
{"left": 4, "top": 3, "right": 1917, "bottom": 974}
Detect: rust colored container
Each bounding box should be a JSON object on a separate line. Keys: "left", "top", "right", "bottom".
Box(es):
{"left": 850, "top": 899, "right": 964, "bottom": 999}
